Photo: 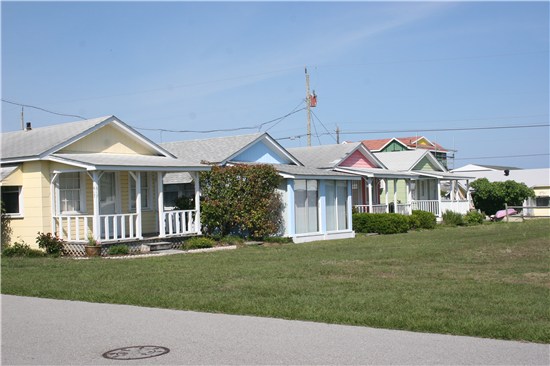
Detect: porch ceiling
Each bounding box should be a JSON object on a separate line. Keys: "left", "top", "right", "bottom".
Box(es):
{"left": 49, "top": 153, "right": 211, "bottom": 172}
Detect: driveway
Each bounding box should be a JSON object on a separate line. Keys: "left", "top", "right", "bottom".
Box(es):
{"left": 1, "top": 295, "right": 548, "bottom": 365}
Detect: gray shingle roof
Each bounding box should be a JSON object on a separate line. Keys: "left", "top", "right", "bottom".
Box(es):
{"left": 1, "top": 116, "right": 112, "bottom": 161}
{"left": 374, "top": 150, "right": 433, "bottom": 171}
{"left": 161, "top": 133, "right": 264, "bottom": 165}
{"left": 287, "top": 143, "right": 361, "bottom": 168}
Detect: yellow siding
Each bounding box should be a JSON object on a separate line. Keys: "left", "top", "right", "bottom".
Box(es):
{"left": 8, "top": 161, "right": 52, "bottom": 248}
{"left": 533, "top": 187, "right": 550, "bottom": 217}
{"left": 58, "top": 124, "right": 157, "bottom": 155}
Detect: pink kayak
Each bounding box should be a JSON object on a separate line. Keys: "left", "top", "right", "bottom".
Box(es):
{"left": 494, "top": 208, "right": 518, "bottom": 219}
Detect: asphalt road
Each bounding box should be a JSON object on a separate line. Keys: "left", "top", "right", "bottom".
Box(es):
{"left": 1, "top": 295, "right": 548, "bottom": 365}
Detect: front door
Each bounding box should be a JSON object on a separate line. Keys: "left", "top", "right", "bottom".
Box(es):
{"left": 100, "top": 172, "right": 118, "bottom": 238}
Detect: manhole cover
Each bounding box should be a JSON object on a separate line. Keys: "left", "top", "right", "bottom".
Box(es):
{"left": 102, "top": 345, "right": 170, "bottom": 360}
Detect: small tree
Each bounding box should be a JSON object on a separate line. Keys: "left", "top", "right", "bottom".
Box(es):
{"left": 1, "top": 201, "right": 12, "bottom": 249}
{"left": 200, "top": 164, "right": 284, "bottom": 238}
{"left": 470, "top": 178, "right": 535, "bottom": 216}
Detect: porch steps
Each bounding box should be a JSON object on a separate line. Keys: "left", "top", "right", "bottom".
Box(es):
{"left": 148, "top": 242, "right": 173, "bottom": 252}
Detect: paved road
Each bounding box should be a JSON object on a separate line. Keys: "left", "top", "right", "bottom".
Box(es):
{"left": 1, "top": 295, "right": 548, "bottom": 365}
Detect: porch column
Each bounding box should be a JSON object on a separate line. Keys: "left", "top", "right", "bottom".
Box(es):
{"left": 393, "top": 179, "right": 398, "bottom": 214}
{"left": 50, "top": 173, "right": 59, "bottom": 235}
{"left": 367, "top": 177, "right": 373, "bottom": 213}
{"left": 406, "top": 179, "right": 411, "bottom": 215}
{"left": 384, "top": 179, "right": 389, "bottom": 213}
{"left": 287, "top": 180, "right": 295, "bottom": 237}
{"left": 451, "top": 180, "right": 456, "bottom": 201}
{"left": 466, "top": 179, "right": 471, "bottom": 208}
{"left": 135, "top": 172, "right": 143, "bottom": 239}
{"left": 437, "top": 179, "right": 442, "bottom": 218}
{"left": 347, "top": 180, "right": 353, "bottom": 230}
{"left": 157, "top": 172, "right": 165, "bottom": 237}
{"left": 193, "top": 172, "right": 201, "bottom": 234}
{"left": 92, "top": 171, "right": 100, "bottom": 241}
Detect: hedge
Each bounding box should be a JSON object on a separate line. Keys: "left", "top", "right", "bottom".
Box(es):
{"left": 353, "top": 213, "right": 409, "bottom": 234}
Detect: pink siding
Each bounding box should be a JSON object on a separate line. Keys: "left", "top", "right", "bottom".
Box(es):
{"left": 341, "top": 150, "right": 376, "bottom": 168}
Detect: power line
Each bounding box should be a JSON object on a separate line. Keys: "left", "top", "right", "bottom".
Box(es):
{"left": 133, "top": 105, "right": 306, "bottom": 134}
{"left": 310, "top": 109, "right": 337, "bottom": 143}
{"left": 265, "top": 100, "right": 306, "bottom": 132}
{"left": 1, "top": 99, "right": 88, "bottom": 120}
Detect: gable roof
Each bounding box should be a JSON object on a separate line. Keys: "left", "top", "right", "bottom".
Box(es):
{"left": 362, "top": 136, "right": 448, "bottom": 152}
{"left": 0, "top": 115, "right": 175, "bottom": 163}
{"left": 287, "top": 142, "right": 384, "bottom": 169}
{"left": 161, "top": 132, "right": 302, "bottom": 166}
{"left": 449, "top": 168, "right": 549, "bottom": 188}
{"left": 452, "top": 164, "right": 522, "bottom": 172}
{"left": 374, "top": 150, "right": 446, "bottom": 172}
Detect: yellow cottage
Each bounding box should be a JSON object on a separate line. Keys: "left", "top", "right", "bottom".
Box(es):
{"left": 0, "top": 116, "right": 210, "bottom": 252}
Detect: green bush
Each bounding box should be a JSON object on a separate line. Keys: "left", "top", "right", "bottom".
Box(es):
{"left": 263, "top": 236, "right": 293, "bottom": 244}
{"left": 464, "top": 210, "right": 485, "bottom": 226}
{"left": 36, "top": 232, "right": 65, "bottom": 256}
{"left": 182, "top": 237, "right": 216, "bottom": 250}
{"left": 409, "top": 210, "right": 437, "bottom": 230}
{"left": 107, "top": 244, "right": 130, "bottom": 256}
{"left": 442, "top": 210, "right": 464, "bottom": 226}
{"left": 220, "top": 235, "right": 244, "bottom": 246}
{"left": 2, "top": 241, "right": 45, "bottom": 257}
{"left": 353, "top": 213, "right": 409, "bottom": 234}
{"left": 1, "top": 201, "right": 12, "bottom": 249}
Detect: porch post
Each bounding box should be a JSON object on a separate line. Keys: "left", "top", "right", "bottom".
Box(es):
{"left": 135, "top": 172, "right": 143, "bottom": 239}
{"left": 451, "top": 180, "right": 456, "bottom": 201}
{"left": 406, "top": 179, "right": 411, "bottom": 215}
{"left": 157, "top": 172, "right": 165, "bottom": 237}
{"left": 92, "top": 171, "right": 100, "bottom": 240}
{"left": 393, "top": 179, "right": 398, "bottom": 214}
{"left": 367, "top": 177, "right": 373, "bottom": 213}
{"left": 466, "top": 179, "right": 471, "bottom": 208}
{"left": 193, "top": 172, "right": 201, "bottom": 234}
{"left": 437, "top": 179, "right": 442, "bottom": 218}
{"left": 50, "top": 173, "right": 59, "bottom": 235}
{"left": 347, "top": 180, "right": 353, "bottom": 230}
{"left": 384, "top": 179, "right": 389, "bottom": 213}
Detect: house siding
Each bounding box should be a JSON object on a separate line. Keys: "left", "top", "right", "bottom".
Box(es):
{"left": 340, "top": 150, "right": 376, "bottom": 169}
{"left": 382, "top": 141, "right": 408, "bottom": 152}
{"left": 232, "top": 140, "right": 290, "bottom": 164}
{"left": 58, "top": 124, "right": 157, "bottom": 155}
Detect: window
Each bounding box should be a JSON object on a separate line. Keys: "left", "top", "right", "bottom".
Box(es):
{"left": 326, "top": 181, "right": 348, "bottom": 231}
{"left": 163, "top": 183, "right": 194, "bottom": 209}
{"left": 295, "top": 180, "right": 318, "bottom": 234}
{"left": 536, "top": 196, "right": 550, "bottom": 207}
{"left": 58, "top": 172, "right": 84, "bottom": 213}
{"left": 1, "top": 186, "right": 22, "bottom": 216}
{"left": 351, "top": 180, "right": 362, "bottom": 206}
{"left": 130, "top": 172, "right": 152, "bottom": 211}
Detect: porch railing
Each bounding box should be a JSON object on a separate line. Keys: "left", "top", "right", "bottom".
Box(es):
{"left": 411, "top": 200, "right": 440, "bottom": 216}
{"left": 164, "top": 209, "right": 196, "bottom": 236}
{"left": 354, "top": 204, "right": 388, "bottom": 214}
{"left": 53, "top": 213, "right": 139, "bottom": 242}
{"left": 440, "top": 200, "right": 470, "bottom": 215}
{"left": 395, "top": 203, "right": 411, "bottom": 215}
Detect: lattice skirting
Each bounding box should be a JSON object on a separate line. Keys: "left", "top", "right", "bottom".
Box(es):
{"left": 62, "top": 236, "right": 192, "bottom": 257}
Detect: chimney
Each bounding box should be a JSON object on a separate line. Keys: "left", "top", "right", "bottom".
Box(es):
{"left": 25, "top": 122, "right": 32, "bottom": 131}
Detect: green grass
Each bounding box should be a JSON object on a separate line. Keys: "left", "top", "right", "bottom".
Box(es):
{"left": 2, "top": 219, "right": 549, "bottom": 343}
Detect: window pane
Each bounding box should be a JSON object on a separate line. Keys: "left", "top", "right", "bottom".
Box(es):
{"left": 336, "top": 181, "right": 348, "bottom": 230}
{"left": 59, "top": 173, "right": 81, "bottom": 213}
{"left": 1, "top": 186, "right": 20, "bottom": 214}
{"left": 326, "top": 182, "right": 336, "bottom": 231}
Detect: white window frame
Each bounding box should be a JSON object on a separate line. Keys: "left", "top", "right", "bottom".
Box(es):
{"left": 56, "top": 172, "right": 86, "bottom": 215}
{"left": 1, "top": 185, "right": 24, "bottom": 218}
{"left": 129, "top": 172, "right": 153, "bottom": 211}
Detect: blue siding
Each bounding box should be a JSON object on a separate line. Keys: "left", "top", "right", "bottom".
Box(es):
{"left": 232, "top": 141, "right": 291, "bottom": 164}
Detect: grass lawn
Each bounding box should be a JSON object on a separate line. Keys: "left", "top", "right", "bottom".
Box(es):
{"left": 2, "top": 219, "right": 549, "bottom": 343}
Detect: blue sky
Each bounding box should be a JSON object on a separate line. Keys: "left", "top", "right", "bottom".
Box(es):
{"left": 2, "top": 1, "right": 548, "bottom": 169}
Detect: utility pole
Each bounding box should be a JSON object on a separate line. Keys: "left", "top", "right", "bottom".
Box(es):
{"left": 305, "top": 67, "right": 312, "bottom": 147}
{"left": 21, "top": 107, "right": 24, "bottom": 130}
{"left": 336, "top": 125, "right": 340, "bottom": 144}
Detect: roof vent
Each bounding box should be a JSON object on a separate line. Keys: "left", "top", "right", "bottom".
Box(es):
{"left": 25, "top": 122, "right": 32, "bottom": 131}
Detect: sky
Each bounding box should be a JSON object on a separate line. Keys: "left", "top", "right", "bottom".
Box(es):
{"left": 1, "top": 1, "right": 549, "bottom": 169}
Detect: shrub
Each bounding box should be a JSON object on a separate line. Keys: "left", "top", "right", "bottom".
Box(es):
{"left": 107, "top": 244, "right": 130, "bottom": 256}
{"left": 353, "top": 213, "right": 409, "bottom": 234}
{"left": 2, "top": 241, "right": 45, "bottom": 257}
{"left": 470, "top": 178, "right": 535, "bottom": 216}
{"left": 442, "top": 210, "right": 464, "bottom": 226}
{"left": 36, "top": 232, "right": 64, "bottom": 256}
{"left": 1, "top": 201, "right": 12, "bottom": 249}
{"left": 182, "top": 237, "right": 216, "bottom": 250}
{"left": 220, "top": 235, "right": 244, "bottom": 246}
{"left": 464, "top": 210, "right": 485, "bottom": 226}
{"left": 409, "top": 210, "right": 437, "bottom": 230}
{"left": 263, "top": 236, "right": 293, "bottom": 244}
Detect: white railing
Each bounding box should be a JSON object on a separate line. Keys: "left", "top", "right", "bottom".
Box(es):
{"left": 53, "top": 213, "right": 140, "bottom": 242}
{"left": 440, "top": 200, "right": 470, "bottom": 215}
{"left": 395, "top": 204, "right": 411, "bottom": 215}
{"left": 412, "top": 200, "right": 440, "bottom": 216}
{"left": 354, "top": 204, "right": 388, "bottom": 214}
{"left": 164, "top": 210, "right": 196, "bottom": 236}
{"left": 53, "top": 215, "right": 93, "bottom": 242}
{"left": 99, "top": 213, "right": 139, "bottom": 241}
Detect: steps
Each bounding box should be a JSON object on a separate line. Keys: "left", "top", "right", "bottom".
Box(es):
{"left": 147, "top": 242, "right": 173, "bottom": 252}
